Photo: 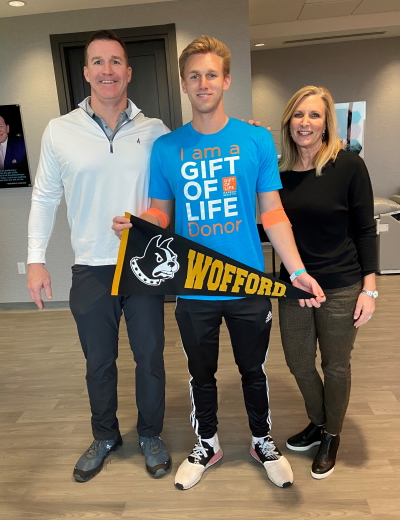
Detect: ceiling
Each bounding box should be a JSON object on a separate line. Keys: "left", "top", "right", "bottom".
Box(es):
{"left": 249, "top": 0, "right": 400, "bottom": 49}
{"left": 0, "top": 0, "right": 175, "bottom": 18}
{"left": 1, "top": 0, "right": 400, "bottom": 50}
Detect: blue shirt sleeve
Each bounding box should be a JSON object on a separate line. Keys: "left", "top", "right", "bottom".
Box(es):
{"left": 149, "top": 138, "right": 175, "bottom": 200}
{"left": 256, "top": 128, "right": 282, "bottom": 193}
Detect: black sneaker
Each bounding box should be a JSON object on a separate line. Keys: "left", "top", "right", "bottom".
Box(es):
{"left": 250, "top": 435, "right": 293, "bottom": 488}
{"left": 286, "top": 422, "right": 323, "bottom": 451}
{"left": 73, "top": 435, "right": 122, "bottom": 482}
{"left": 174, "top": 434, "right": 223, "bottom": 490}
{"left": 311, "top": 432, "right": 340, "bottom": 479}
{"left": 139, "top": 435, "right": 171, "bottom": 479}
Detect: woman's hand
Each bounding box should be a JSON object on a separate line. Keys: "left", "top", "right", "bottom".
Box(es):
{"left": 353, "top": 292, "right": 375, "bottom": 328}
{"left": 112, "top": 215, "right": 132, "bottom": 240}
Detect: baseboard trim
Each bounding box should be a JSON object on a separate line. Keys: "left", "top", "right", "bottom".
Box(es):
{"left": 0, "top": 297, "right": 176, "bottom": 311}
{"left": 0, "top": 301, "right": 70, "bottom": 311}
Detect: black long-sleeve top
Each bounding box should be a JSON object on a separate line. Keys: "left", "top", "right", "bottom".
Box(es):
{"left": 279, "top": 150, "right": 377, "bottom": 289}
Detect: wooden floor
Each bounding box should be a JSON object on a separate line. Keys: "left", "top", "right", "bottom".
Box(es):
{"left": 1, "top": 274, "right": 399, "bottom": 519}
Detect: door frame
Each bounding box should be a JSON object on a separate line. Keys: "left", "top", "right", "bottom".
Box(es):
{"left": 50, "top": 24, "right": 182, "bottom": 130}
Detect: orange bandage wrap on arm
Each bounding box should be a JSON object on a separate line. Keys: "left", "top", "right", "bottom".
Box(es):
{"left": 143, "top": 208, "right": 170, "bottom": 229}
{"left": 261, "top": 207, "right": 291, "bottom": 229}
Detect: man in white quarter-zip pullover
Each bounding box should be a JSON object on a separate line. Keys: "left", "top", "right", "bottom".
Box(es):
{"left": 27, "top": 30, "right": 171, "bottom": 483}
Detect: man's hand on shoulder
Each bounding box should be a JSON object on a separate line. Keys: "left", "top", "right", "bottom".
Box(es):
{"left": 241, "top": 119, "right": 271, "bottom": 131}
{"left": 242, "top": 119, "right": 261, "bottom": 127}
{"left": 27, "top": 263, "right": 53, "bottom": 310}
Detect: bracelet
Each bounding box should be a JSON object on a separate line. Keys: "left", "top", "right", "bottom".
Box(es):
{"left": 290, "top": 268, "right": 307, "bottom": 282}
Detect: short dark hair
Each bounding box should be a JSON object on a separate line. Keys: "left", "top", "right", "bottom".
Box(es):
{"left": 0, "top": 114, "right": 8, "bottom": 125}
{"left": 84, "top": 30, "right": 129, "bottom": 66}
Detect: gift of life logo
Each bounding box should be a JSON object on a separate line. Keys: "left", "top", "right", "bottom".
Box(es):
{"left": 222, "top": 176, "right": 236, "bottom": 195}
{"left": 180, "top": 145, "right": 242, "bottom": 238}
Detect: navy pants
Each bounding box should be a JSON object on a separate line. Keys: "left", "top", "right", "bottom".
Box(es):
{"left": 175, "top": 297, "right": 273, "bottom": 439}
{"left": 69, "top": 265, "right": 165, "bottom": 440}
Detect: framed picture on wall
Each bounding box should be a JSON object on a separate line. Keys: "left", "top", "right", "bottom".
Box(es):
{"left": 335, "top": 101, "right": 366, "bottom": 158}
{"left": 0, "top": 104, "right": 31, "bottom": 189}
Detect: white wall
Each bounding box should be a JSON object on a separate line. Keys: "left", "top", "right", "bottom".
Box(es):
{"left": 252, "top": 36, "right": 400, "bottom": 200}
{"left": 0, "top": 0, "right": 252, "bottom": 303}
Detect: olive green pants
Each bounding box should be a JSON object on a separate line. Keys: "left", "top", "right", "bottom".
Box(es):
{"left": 278, "top": 282, "right": 361, "bottom": 435}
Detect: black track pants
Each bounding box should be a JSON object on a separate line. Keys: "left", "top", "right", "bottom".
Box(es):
{"left": 175, "top": 297, "right": 273, "bottom": 439}
{"left": 69, "top": 265, "right": 165, "bottom": 440}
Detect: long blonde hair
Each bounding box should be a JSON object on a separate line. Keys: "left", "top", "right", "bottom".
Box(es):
{"left": 279, "top": 86, "right": 342, "bottom": 176}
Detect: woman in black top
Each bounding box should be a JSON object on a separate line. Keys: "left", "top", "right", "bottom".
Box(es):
{"left": 278, "top": 86, "right": 377, "bottom": 479}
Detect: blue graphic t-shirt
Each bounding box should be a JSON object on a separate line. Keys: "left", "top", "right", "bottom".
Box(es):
{"left": 149, "top": 118, "right": 282, "bottom": 300}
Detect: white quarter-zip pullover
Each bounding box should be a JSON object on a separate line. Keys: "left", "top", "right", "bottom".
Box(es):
{"left": 28, "top": 99, "right": 169, "bottom": 265}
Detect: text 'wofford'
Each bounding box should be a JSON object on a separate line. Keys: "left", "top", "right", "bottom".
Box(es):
{"left": 184, "top": 250, "right": 286, "bottom": 296}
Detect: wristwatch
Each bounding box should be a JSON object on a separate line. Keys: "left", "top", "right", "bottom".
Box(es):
{"left": 361, "top": 289, "right": 378, "bottom": 299}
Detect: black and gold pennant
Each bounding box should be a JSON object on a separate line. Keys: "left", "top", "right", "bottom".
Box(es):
{"left": 112, "top": 213, "right": 314, "bottom": 300}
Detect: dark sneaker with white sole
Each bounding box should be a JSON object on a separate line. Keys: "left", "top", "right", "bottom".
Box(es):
{"left": 139, "top": 435, "right": 171, "bottom": 479}
{"left": 73, "top": 435, "right": 122, "bottom": 482}
{"left": 286, "top": 422, "right": 323, "bottom": 451}
{"left": 175, "top": 435, "right": 223, "bottom": 490}
{"left": 311, "top": 432, "right": 340, "bottom": 479}
{"left": 250, "top": 435, "right": 294, "bottom": 488}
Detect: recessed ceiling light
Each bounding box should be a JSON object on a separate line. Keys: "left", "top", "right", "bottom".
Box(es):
{"left": 8, "top": 1, "right": 26, "bottom": 6}
{"left": 254, "top": 43, "right": 265, "bottom": 47}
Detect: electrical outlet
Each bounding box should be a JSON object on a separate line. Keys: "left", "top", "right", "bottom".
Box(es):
{"left": 17, "top": 262, "right": 26, "bottom": 275}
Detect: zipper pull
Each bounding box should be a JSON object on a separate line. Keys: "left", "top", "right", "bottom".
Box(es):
{"left": 109, "top": 140, "right": 113, "bottom": 154}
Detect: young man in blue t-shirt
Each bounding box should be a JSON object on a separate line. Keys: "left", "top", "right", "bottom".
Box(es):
{"left": 113, "top": 36, "right": 325, "bottom": 490}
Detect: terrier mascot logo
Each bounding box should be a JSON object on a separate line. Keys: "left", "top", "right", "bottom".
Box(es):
{"left": 130, "top": 235, "right": 180, "bottom": 286}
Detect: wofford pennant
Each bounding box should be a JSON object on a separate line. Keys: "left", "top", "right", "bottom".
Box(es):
{"left": 112, "top": 214, "right": 314, "bottom": 300}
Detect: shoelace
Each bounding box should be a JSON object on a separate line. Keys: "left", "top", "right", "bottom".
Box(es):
{"left": 258, "top": 437, "right": 278, "bottom": 458}
{"left": 142, "top": 436, "right": 163, "bottom": 455}
{"left": 84, "top": 440, "right": 103, "bottom": 460}
{"left": 190, "top": 441, "right": 209, "bottom": 463}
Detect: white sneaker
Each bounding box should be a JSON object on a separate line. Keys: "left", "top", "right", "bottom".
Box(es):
{"left": 175, "top": 435, "right": 223, "bottom": 490}
{"left": 250, "top": 435, "right": 293, "bottom": 488}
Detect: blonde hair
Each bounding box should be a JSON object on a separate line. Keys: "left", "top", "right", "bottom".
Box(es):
{"left": 179, "top": 35, "right": 231, "bottom": 78}
{"left": 279, "top": 86, "right": 342, "bottom": 176}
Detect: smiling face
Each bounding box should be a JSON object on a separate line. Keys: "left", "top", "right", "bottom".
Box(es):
{"left": 181, "top": 52, "right": 231, "bottom": 116}
{"left": 83, "top": 39, "right": 132, "bottom": 107}
{"left": 289, "top": 95, "right": 326, "bottom": 153}
{"left": 0, "top": 116, "right": 9, "bottom": 144}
